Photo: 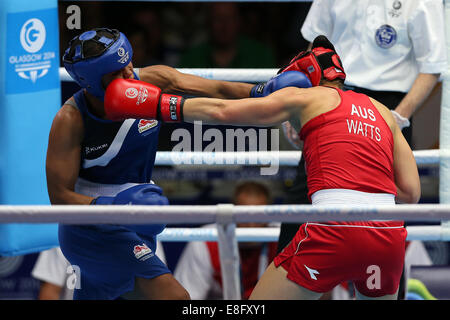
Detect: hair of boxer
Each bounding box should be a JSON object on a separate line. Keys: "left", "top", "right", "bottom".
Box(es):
{"left": 280, "top": 35, "right": 346, "bottom": 87}
{"left": 63, "top": 28, "right": 133, "bottom": 100}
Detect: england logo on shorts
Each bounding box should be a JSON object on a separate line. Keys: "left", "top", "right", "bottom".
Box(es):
{"left": 133, "top": 243, "right": 154, "bottom": 261}
{"left": 375, "top": 24, "right": 397, "bottom": 49}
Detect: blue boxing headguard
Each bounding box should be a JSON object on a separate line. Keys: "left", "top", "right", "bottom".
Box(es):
{"left": 63, "top": 28, "right": 133, "bottom": 100}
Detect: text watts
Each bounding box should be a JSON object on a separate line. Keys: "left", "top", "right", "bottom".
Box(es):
{"left": 347, "top": 104, "right": 382, "bottom": 142}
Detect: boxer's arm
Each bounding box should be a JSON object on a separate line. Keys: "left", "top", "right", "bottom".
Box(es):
{"left": 139, "top": 65, "right": 254, "bottom": 98}
{"left": 46, "top": 104, "right": 94, "bottom": 205}
{"left": 183, "top": 87, "right": 303, "bottom": 126}
{"left": 371, "top": 98, "right": 421, "bottom": 203}
{"left": 392, "top": 123, "right": 421, "bottom": 204}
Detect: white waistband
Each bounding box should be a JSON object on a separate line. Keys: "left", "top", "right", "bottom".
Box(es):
{"left": 75, "top": 178, "right": 153, "bottom": 198}
{"left": 311, "top": 189, "right": 395, "bottom": 206}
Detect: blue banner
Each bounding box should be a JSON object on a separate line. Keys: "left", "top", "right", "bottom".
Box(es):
{"left": 0, "top": 1, "right": 60, "bottom": 257}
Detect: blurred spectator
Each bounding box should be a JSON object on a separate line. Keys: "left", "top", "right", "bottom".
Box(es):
{"left": 162, "top": 3, "right": 208, "bottom": 66}
{"left": 179, "top": 2, "right": 275, "bottom": 68}
{"left": 126, "top": 27, "right": 162, "bottom": 67}
{"left": 174, "top": 181, "right": 278, "bottom": 300}
{"left": 129, "top": 9, "right": 167, "bottom": 66}
{"left": 31, "top": 247, "right": 73, "bottom": 300}
{"left": 404, "top": 241, "right": 433, "bottom": 281}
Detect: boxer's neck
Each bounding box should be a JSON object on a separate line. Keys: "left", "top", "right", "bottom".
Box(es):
{"left": 84, "top": 90, "right": 107, "bottom": 119}
{"left": 320, "top": 79, "right": 344, "bottom": 89}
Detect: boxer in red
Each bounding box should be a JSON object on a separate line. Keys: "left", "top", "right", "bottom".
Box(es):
{"left": 104, "top": 35, "right": 421, "bottom": 300}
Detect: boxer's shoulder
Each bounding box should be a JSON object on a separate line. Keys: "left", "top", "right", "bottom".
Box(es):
{"left": 290, "top": 85, "right": 340, "bottom": 111}
{"left": 57, "top": 101, "right": 82, "bottom": 124}
{"left": 368, "top": 97, "right": 397, "bottom": 130}
{"left": 51, "top": 99, "right": 84, "bottom": 140}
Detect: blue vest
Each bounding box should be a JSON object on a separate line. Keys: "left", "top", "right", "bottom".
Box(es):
{"left": 73, "top": 90, "right": 160, "bottom": 185}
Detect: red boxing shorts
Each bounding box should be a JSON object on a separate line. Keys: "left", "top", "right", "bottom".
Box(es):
{"left": 274, "top": 221, "right": 407, "bottom": 297}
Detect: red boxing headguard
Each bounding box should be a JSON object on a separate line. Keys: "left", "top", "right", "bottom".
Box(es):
{"left": 279, "top": 35, "right": 346, "bottom": 86}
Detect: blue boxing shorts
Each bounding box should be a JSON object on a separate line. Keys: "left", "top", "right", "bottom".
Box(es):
{"left": 58, "top": 224, "right": 170, "bottom": 300}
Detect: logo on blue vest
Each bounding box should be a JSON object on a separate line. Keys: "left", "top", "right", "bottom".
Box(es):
{"left": 6, "top": 9, "right": 59, "bottom": 94}
{"left": 375, "top": 25, "right": 397, "bottom": 49}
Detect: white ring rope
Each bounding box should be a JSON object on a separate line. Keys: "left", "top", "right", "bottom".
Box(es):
{"left": 61, "top": 67, "right": 444, "bottom": 84}
{"left": 159, "top": 227, "right": 281, "bottom": 242}
{"left": 1, "top": 204, "right": 450, "bottom": 224}
{"left": 60, "top": 68, "right": 278, "bottom": 83}
{"left": 158, "top": 226, "right": 450, "bottom": 242}
{"left": 154, "top": 150, "right": 439, "bottom": 166}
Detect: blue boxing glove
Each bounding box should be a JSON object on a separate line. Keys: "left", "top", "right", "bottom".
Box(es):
{"left": 91, "top": 184, "right": 168, "bottom": 236}
{"left": 250, "top": 70, "right": 312, "bottom": 98}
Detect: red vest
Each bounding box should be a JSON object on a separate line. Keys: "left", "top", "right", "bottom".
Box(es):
{"left": 300, "top": 88, "right": 396, "bottom": 200}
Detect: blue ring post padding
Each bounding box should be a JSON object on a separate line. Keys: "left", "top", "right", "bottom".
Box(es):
{"left": 0, "top": 224, "right": 59, "bottom": 256}
{"left": 0, "top": 0, "right": 60, "bottom": 256}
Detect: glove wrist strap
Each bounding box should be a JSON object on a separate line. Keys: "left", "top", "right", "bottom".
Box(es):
{"left": 250, "top": 83, "right": 266, "bottom": 98}
{"left": 159, "top": 94, "right": 184, "bottom": 122}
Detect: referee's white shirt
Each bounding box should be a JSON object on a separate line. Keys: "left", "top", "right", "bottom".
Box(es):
{"left": 301, "top": 0, "right": 447, "bottom": 92}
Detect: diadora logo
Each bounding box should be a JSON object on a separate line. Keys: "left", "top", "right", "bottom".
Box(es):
{"left": 138, "top": 119, "right": 158, "bottom": 133}
{"left": 304, "top": 265, "right": 320, "bottom": 280}
{"left": 133, "top": 243, "right": 154, "bottom": 261}
{"left": 117, "top": 46, "right": 129, "bottom": 64}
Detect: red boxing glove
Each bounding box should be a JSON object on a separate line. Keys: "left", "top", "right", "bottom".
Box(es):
{"left": 104, "top": 78, "right": 184, "bottom": 122}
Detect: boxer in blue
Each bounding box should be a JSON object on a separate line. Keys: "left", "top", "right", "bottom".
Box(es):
{"left": 48, "top": 28, "right": 309, "bottom": 300}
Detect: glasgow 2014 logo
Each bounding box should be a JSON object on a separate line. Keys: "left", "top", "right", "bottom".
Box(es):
{"left": 6, "top": 8, "right": 59, "bottom": 94}
{"left": 20, "top": 18, "right": 46, "bottom": 53}
{"left": 8, "top": 17, "right": 56, "bottom": 84}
